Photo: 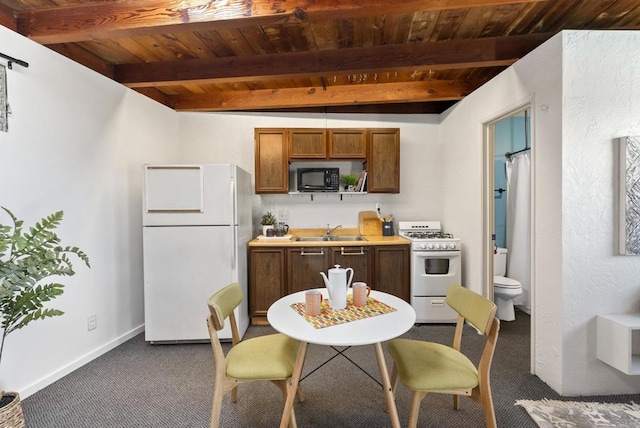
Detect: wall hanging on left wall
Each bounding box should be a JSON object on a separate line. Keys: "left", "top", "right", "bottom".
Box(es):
{"left": 0, "top": 65, "right": 7, "bottom": 132}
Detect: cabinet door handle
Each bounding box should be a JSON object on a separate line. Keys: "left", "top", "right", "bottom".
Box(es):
{"left": 300, "top": 249, "right": 325, "bottom": 256}
{"left": 340, "top": 246, "right": 365, "bottom": 256}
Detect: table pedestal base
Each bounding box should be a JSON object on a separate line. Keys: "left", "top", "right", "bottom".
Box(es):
{"left": 278, "top": 341, "right": 401, "bottom": 428}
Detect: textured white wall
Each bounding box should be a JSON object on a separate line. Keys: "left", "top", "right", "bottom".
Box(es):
{"left": 177, "top": 112, "right": 442, "bottom": 235}
{"left": 560, "top": 31, "right": 640, "bottom": 394}
{"left": 0, "top": 26, "right": 177, "bottom": 396}
{"left": 442, "top": 30, "right": 640, "bottom": 395}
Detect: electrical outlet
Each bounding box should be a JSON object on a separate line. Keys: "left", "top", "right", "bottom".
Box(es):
{"left": 279, "top": 209, "right": 289, "bottom": 222}
{"left": 87, "top": 314, "right": 97, "bottom": 331}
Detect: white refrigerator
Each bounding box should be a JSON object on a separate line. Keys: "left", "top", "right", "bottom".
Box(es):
{"left": 142, "top": 164, "right": 252, "bottom": 342}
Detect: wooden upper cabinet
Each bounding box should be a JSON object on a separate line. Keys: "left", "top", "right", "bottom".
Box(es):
{"left": 288, "top": 129, "right": 327, "bottom": 159}
{"left": 288, "top": 128, "right": 367, "bottom": 160}
{"left": 366, "top": 129, "right": 400, "bottom": 193}
{"left": 329, "top": 129, "right": 367, "bottom": 159}
{"left": 254, "top": 127, "right": 400, "bottom": 194}
{"left": 255, "top": 129, "right": 288, "bottom": 193}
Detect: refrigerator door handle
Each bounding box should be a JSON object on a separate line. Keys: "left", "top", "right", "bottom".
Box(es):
{"left": 231, "top": 228, "right": 237, "bottom": 270}
{"left": 229, "top": 179, "right": 237, "bottom": 224}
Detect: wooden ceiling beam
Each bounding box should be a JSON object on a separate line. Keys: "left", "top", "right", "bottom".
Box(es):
{"left": 133, "top": 87, "right": 175, "bottom": 107}
{"left": 0, "top": 3, "right": 17, "bottom": 32}
{"left": 47, "top": 43, "right": 115, "bottom": 79}
{"left": 116, "top": 33, "right": 550, "bottom": 87}
{"left": 18, "top": 0, "right": 550, "bottom": 44}
{"left": 255, "top": 102, "right": 458, "bottom": 114}
{"left": 171, "top": 79, "right": 477, "bottom": 111}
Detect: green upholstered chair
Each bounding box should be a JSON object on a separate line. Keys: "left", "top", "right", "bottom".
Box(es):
{"left": 207, "top": 282, "right": 302, "bottom": 428}
{"left": 387, "top": 285, "right": 500, "bottom": 428}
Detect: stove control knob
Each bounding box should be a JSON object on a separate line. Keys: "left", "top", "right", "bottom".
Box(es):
{"left": 419, "top": 243, "right": 427, "bottom": 250}
{"left": 451, "top": 243, "right": 457, "bottom": 249}
{"left": 434, "top": 243, "right": 440, "bottom": 249}
{"left": 428, "top": 243, "right": 434, "bottom": 249}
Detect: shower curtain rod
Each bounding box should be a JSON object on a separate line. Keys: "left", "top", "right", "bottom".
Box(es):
{"left": 505, "top": 146, "right": 530, "bottom": 160}
{"left": 505, "top": 109, "right": 530, "bottom": 161}
{"left": 0, "top": 52, "right": 29, "bottom": 69}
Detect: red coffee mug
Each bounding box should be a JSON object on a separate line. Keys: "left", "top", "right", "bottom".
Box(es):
{"left": 352, "top": 282, "right": 371, "bottom": 307}
{"left": 305, "top": 290, "right": 323, "bottom": 316}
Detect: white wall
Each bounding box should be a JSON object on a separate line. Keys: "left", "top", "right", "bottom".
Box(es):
{"left": 177, "top": 112, "right": 442, "bottom": 235}
{"left": 441, "top": 30, "right": 640, "bottom": 395}
{"left": 442, "top": 33, "right": 565, "bottom": 391}
{"left": 0, "top": 26, "right": 177, "bottom": 397}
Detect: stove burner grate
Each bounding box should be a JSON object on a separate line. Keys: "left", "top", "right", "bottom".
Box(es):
{"left": 403, "top": 231, "right": 454, "bottom": 240}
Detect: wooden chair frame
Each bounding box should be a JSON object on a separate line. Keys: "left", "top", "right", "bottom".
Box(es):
{"left": 207, "top": 284, "right": 302, "bottom": 428}
{"left": 390, "top": 286, "right": 500, "bottom": 428}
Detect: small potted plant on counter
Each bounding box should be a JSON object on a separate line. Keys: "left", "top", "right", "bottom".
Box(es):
{"left": 341, "top": 174, "right": 359, "bottom": 191}
{"left": 0, "top": 207, "right": 90, "bottom": 426}
{"left": 260, "top": 211, "right": 277, "bottom": 235}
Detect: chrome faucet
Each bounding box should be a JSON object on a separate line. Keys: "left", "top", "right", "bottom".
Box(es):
{"left": 326, "top": 224, "right": 342, "bottom": 236}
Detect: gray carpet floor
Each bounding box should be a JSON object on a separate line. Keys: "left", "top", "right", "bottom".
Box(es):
{"left": 21, "top": 311, "right": 640, "bottom": 427}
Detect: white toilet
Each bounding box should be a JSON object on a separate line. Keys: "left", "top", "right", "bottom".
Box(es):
{"left": 493, "top": 247, "right": 522, "bottom": 321}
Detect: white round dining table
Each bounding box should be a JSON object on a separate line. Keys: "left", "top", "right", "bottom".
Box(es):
{"left": 267, "top": 288, "right": 416, "bottom": 428}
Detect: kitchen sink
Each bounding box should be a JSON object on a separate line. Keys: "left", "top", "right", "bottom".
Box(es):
{"left": 295, "top": 235, "right": 366, "bottom": 242}
{"left": 328, "top": 236, "right": 366, "bottom": 241}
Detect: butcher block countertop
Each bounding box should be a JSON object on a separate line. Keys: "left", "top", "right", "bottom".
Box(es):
{"left": 248, "top": 228, "right": 410, "bottom": 247}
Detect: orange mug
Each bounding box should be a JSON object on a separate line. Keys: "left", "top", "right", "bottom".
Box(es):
{"left": 305, "top": 290, "right": 323, "bottom": 316}
{"left": 352, "top": 282, "right": 371, "bottom": 307}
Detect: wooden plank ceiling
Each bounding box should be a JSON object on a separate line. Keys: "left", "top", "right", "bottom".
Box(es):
{"left": 1, "top": 0, "right": 639, "bottom": 114}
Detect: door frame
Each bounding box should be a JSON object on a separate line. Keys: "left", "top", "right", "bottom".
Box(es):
{"left": 482, "top": 100, "right": 535, "bottom": 374}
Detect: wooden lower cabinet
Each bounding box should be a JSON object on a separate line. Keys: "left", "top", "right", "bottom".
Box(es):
{"left": 248, "top": 248, "right": 286, "bottom": 324}
{"left": 287, "top": 247, "right": 329, "bottom": 293}
{"left": 330, "top": 246, "right": 373, "bottom": 285}
{"left": 373, "top": 245, "right": 410, "bottom": 299}
{"left": 249, "top": 244, "right": 409, "bottom": 324}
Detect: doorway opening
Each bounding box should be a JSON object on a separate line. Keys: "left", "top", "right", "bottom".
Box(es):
{"left": 483, "top": 104, "right": 534, "bottom": 373}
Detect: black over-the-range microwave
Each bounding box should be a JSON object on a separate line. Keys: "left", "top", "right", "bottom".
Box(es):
{"left": 297, "top": 168, "right": 340, "bottom": 192}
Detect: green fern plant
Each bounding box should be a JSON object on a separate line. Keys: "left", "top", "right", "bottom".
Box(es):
{"left": 0, "top": 207, "right": 90, "bottom": 365}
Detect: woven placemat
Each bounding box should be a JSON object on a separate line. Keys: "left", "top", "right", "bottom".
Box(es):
{"left": 290, "top": 296, "right": 397, "bottom": 329}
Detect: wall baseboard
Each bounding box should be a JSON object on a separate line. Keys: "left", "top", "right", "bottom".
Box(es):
{"left": 19, "top": 325, "right": 145, "bottom": 399}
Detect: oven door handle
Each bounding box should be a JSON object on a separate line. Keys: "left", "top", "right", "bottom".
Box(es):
{"left": 414, "top": 251, "right": 461, "bottom": 257}
{"left": 430, "top": 299, "right": 446, "bottom": 307}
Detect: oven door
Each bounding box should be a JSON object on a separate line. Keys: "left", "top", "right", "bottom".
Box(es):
{"left": 412, "top": 250, "right": 461, "bottom": 296}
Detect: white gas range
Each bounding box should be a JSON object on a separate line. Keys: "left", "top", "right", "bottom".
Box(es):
{"left": 398, "top": 221, "right": 462, "bottom": 323}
